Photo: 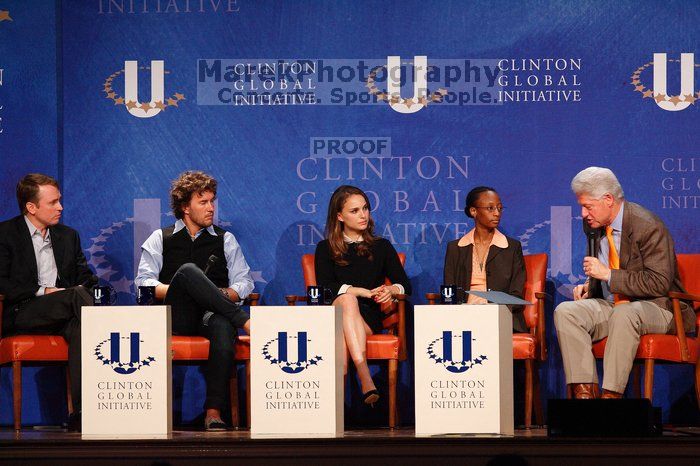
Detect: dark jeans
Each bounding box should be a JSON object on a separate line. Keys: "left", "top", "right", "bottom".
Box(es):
{"left": 12, "top": 286, "right": 92, "bottom": 411}
{"left": 164, "top": 263, "right": 249, "bottom": 410}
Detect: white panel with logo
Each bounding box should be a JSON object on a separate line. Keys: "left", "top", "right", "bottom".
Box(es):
{"left": 251, "top": 306, "right": 343, "bottom": 436}
{"left": 81, "top": 306, "right": 172, "bottom": 438}
{"left": 414, "top": 304, "right": 514, "bottom": 435}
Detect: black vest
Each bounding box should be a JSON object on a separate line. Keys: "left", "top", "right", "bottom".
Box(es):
{"left": 158, "top": 225, "right": 229, "bottom": 288}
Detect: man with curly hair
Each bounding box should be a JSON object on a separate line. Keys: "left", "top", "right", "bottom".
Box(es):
{"left": 135, "top": 171, "right": 254, "bottom": 431}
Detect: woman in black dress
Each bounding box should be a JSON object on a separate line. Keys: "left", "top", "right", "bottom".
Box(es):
{"left": 315, "top": 185, "right": 411, "bottom": 404}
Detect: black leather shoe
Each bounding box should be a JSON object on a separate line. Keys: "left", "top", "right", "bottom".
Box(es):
{"left": 362, "top": 389, "right": 380, "bottom": 406}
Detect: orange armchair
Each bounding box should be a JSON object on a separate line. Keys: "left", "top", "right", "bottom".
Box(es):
{"left": 172, "top": 293, "right": 258, "bottom": 429}
{"left": 426, "top": 253, "right": 549, "bottom": 428}
{"left": 0, "top": 294, "right": 74, "bottom": 431}
{"left": 591, "top": 254, "right": 700, "bottom": 404}
{"left": 285, "top": 253, "right": 408, "bottom": 428}
{"left": 0, "top": 293, "right": 257, "bottom": 431}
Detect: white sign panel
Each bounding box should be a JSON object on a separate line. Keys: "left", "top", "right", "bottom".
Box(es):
{"left": 81, "top": 306, "right": 172, "bottom": 437}
{"left": 251, "top": 306, "right": 343, "bottom": 436}
{"left": 415, "top": 304, "right": 513, "bottom": 435}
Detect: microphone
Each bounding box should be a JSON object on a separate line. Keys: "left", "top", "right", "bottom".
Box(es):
{"left": 582, "top": 221, "right": 598, "bottom": 291}
{"left": 203, "top": 255, "right": 220, "bottom": 276}
{"left": 583, "top": 222, "right": 597, "bottom": 258}
{"left": 587, "top": 231, "right": 597, "bottom": 258}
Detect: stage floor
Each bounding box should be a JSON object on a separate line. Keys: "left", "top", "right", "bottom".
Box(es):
{"left": 1, "top": 426, "right": 699, "bottom": 465}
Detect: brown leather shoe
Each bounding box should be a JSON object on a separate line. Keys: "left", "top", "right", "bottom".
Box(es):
{"left": 571, "top": 383, "right": 598, "bottom": 399}
{"left": 601, "top": 389, "right": 623, "bottom": 399}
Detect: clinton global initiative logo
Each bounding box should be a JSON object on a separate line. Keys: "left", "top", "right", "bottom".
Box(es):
{"left": 364, "top": 56, "right": 448, "bottom": 114}
{"left": 262, "top": 331, "right": 323, "bottom": 374}
{"left": 103, "top": 60, "right": 185, "bottom": 118}
{"left": 0, "top": 9, "right": 12, "bottom": 22}
{"left": 631, "top": 53, "right": 699, "bottom": 111}
{"left": 197, "top": 56, "right": 500, "bottom": 111}
{"left": 95, "top": 332, "right": 156, "bottom": 375}
{"left": 427, "top": 331, "right": 487, "bottom": 374}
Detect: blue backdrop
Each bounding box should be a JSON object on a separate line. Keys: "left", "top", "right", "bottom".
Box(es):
{"left": 1, "top": 0, "right": 698, "bottom": 426}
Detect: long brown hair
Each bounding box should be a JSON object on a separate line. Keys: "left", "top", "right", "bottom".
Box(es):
{"left": 325, "top": 185, "right": 376, "bottom": 265}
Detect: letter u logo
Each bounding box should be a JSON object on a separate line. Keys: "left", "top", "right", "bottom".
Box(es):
{"left": 110, "top": 332, "right": 140, "bottom": 375}
{"left": 653, "top": 53, "right": 695, "bottom": 112}
{"left": 309, "top": 288, "right": 320, "bottom": 300}
{"left": 124, "top": 60, "right": 165, "bottom": 118}
{"left": 442, "top": 330, "right": 472, "bottom": 374}
{"left": 387, "top": 56, "right": 428, "bottom": 114}
{"left": 278, "top": 331, "right": 308, "bottom": 374}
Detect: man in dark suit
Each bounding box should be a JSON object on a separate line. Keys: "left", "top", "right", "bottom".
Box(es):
{"left": 0, "top": 174, "right": 96, "bottom": 429}
{"left": 554, "top": 167, "right": 694, "bottom": 399}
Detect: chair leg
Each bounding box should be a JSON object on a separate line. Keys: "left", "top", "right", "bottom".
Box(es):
{"left": 631, "top": 364, "right": 642, "bottom": 398}
{"left": 643, "top": 359, "right": 654, "bottom": 402}
{"left": 12, "top": 361, "right": 21, "bottom": 431}
{"left": 695, "top": 356, "right": 700, "bottom": 408}
{"left": 524, "top": 359, "right": 534, "bottom": 428}
{"left": 532, "top": 361, "right": 544, "bottom": 426}
{"left": 388, "top": 359, "right": 398, "bottom": 429}
{"left": 66, "top": 367, "right": 74, "bottom": 416}
{"left": 229, "top": 367, "right": 240, "bottom": 428}
{"left": 245, "top": 361, "right": 251, "bottom": 429}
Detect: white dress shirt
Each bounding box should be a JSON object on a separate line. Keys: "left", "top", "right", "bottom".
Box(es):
{"left": 24, "top": 215, "right": 58, "bottom": 296}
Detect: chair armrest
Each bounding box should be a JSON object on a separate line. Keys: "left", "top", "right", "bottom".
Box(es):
{"left": 669, "top": 291, "right": 700, "bottom": 303}
{"left": 245, "top": 293, "right": 260, "bottom": 306}
{"left": 425, "top": 293, "right": 440, "bottom": 305}
{"left": 395, "top": 296, "right": 408, "bottom": 360}
{"left": 533, "top": 292, "right": 548, "bottom": 360}
{"left": 285, "top": 295, "right": 308, "bottom": 306}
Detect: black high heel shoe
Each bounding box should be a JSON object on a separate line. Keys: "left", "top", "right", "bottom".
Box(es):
{"left": 362, "top": 389, "right": 380, "bottom": 406}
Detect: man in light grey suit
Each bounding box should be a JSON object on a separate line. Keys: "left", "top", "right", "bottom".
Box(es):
{"left": 554, "top": 167, "right": 694, "bottom": 399}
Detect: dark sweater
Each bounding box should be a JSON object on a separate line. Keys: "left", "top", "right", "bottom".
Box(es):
{"left": 314, "top": 238, "right": 411, "bottom": 298}
{"left": 314, "top": 237, "right": 411, "bottom": 333}
{"left": 158, "top": 225, "right": 228, "bottom": 288}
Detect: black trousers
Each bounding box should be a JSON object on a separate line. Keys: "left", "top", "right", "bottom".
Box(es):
{"left": 164, "top": 263, "right": 249, "bottom": 410}
{"left": 11, "top": 286, "right": 92, "bottom": 412}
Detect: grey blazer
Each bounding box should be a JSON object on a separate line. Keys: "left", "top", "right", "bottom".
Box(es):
{"left": 589, "top": 201, "right": 693, "bottom": 331}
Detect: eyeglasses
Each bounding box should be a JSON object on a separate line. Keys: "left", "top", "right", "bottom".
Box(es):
{"left": 474, "top": 205, "right": 505, "bottom": 213}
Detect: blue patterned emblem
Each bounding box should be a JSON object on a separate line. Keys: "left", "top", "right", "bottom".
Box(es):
{"left": 427, "top": 331, "right": 487, "bottom": 373}
{"left": 262, "top": 332, "right": 323, "bottom": 374}
{"left": 95, "top": 332, "right": 156, "bottom": 375}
